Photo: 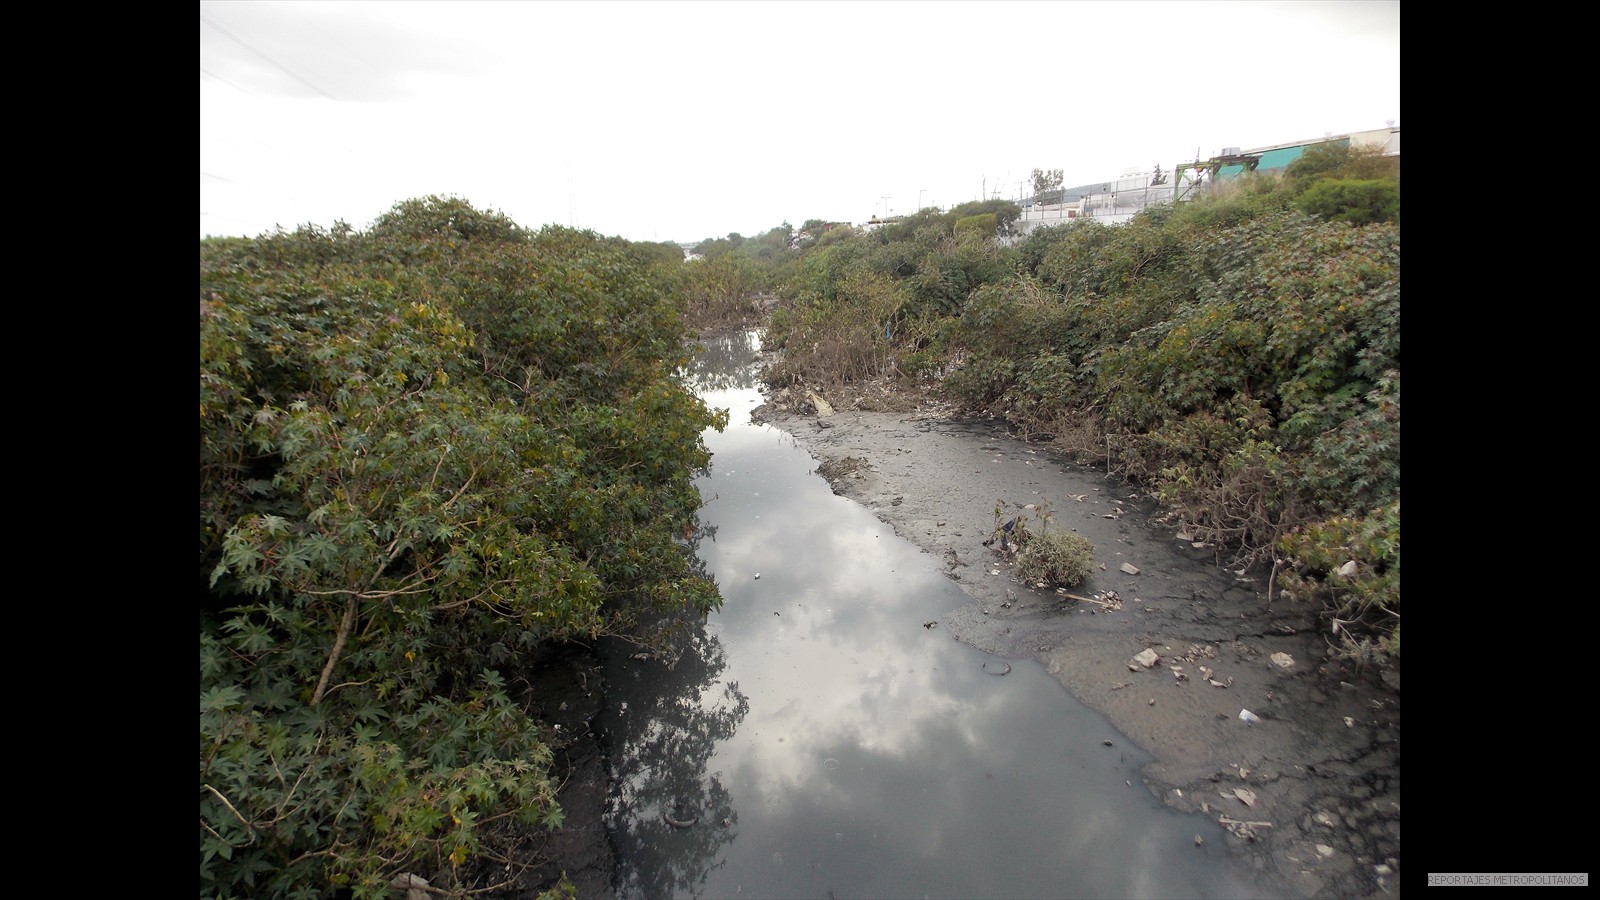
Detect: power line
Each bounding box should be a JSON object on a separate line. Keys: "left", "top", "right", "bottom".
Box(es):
{"left": 201, "top": 13, "right": 339, "bottom": 101}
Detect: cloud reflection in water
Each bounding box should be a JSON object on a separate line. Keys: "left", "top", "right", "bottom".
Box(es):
{"left": 605, "top": 332, "right": 1270, "bottom": 899}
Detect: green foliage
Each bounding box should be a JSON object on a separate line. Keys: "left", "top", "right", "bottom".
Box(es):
{"left": 764, "top": 268, "right": 907, "bottom": 389}
{"left": 678, "top": 254, "right": 773, "bottom": 332}
{"left": 571, "top": 170, "right": 1400, "bottom": 655}
{"left": 715, "top": 168, "right": 1398, "bottom": 652}
{"left": 1286, "top": 141, "right": 1399, "bottom": 187}
{"left": 1031, "top": 167, "right": 1064, "bottom": 197}
{"left": 1016, "top": 530, "right": 1096, "bottom": 588}
{"left": 865, "top": 206, "right": 953, "bottom": 245}
{"left": 628, "top": 240, "right": 690, "bottom": 269}
{"left": 200, "top": 197, "right": 727, "bottom": 897}
{"left": 1278, "top": 502, "right": 1400, "bottom": 659}
{"left": 1296, "top": 178, "right": 1400, "bottom": 225}
{"left": 1015, "top": 218, "right": 1089, "bottom": 277}
{"left": 906, "top": 232, "right": 1016, "bottom": 319}
{"left": 693, "top": 223, "right": 796, "bottom": 263}
{"left": 947, "top": 199, "right": 1023, "bottom": 237}
{"left": 954, "top": 213, "right": 997, "bottom": 238}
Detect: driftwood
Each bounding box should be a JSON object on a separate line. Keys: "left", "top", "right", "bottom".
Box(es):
{"left": 1058, "top": 591, "right": 1119, "bottom": 609}
{"left": 1217, "top": 815, "right": 1274, "bottom": 828}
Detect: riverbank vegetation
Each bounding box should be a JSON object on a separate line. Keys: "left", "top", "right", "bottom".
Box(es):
{"left": 200, "top": 142, "right": 1396, "bottom": 892}
{"left": 681, "top": 147, "right": 1399, "bottom": 661}
{"left": 200, "top": 197, "right": 726, "bottom": 898}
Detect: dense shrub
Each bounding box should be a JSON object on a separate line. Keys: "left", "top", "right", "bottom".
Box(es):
{"left": 1278, "top": 502, "right": 1400, "bottom": 658}
{"left": 954, "top": 212, "right": 997, "bottom": 238}
{"left": 764, "top": 268, "right": 907, "bottom": 389}
{"left": 200, "top": 197, "right": 726, "bottom": 897}
{"left": 677, "top": 173, "right": 1398, "bottom": 657}
{"left": 1296, "top": 177, "right": 1400, "bottom": 225}
{"left": 678, "top": 254, "right": 772, "bottom": 331}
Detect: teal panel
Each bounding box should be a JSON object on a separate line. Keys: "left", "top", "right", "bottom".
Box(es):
{"left": 1256, "top": 146, "right": 1304, "bottom": 172}
{"left": 1258, "top": 139, "right": 1349, "bottom": 173}
{"left": 1215, "top": 164, "right": 1251, "bottom": 181}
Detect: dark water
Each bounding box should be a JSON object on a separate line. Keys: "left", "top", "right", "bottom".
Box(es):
{"left": 599, "top": 332, "right": 1270, "bottom": 899}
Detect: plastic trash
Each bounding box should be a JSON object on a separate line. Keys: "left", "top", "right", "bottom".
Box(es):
{"left": 1238, "top": 709, "right": 1260, "bottom": 724}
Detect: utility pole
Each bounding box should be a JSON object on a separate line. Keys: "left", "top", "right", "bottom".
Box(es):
{"left": 880, "top": 196, "right": 890, "bottom": 218}
{"left": 919, "top": 188, "right": 926, "bottom": 211}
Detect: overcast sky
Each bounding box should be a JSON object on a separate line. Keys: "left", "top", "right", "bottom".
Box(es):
{"left": 200, "top": 0, "right": 1399, "bottom": 244}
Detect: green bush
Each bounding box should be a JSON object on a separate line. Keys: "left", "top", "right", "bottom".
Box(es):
{"left": 762, "top": 269, "right": 905, "bottom": 389}
{"left": 1283, "top": 143, "right": 1399, "bottom": 227}
{"left": 1296, "top": 178, "right": 1400, "bottom": 225}
{"left": 648, "top": 183, "right": 1400, "bottom": 656}
{"left": 1015, "top": 530, "right": 1096, "bottom": 587}
{"left": 1278, "top": 501, "right": 1400, "bottom": 659}
{"left": 200, "top": 198, "right": 726, "bottom": 898}
{"left": 954, "top": 213, "right": 998, "bottom": 238}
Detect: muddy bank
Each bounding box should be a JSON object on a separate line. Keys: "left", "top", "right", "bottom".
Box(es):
{"left": 750, "top": 396, "right": 1400, "bottom": 899}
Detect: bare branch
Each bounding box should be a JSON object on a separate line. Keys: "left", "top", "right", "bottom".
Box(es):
{"left": 311, "top": 597, "right": 358, "bottom": 706}
{"left": 203, "top": 783, "right": 258, "bottom": 841}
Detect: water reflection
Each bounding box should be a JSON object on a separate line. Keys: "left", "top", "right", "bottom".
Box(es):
{"left": 604, "top": 331, "right": 1269, "bottom": 899}
{"left": 602, "top": 622, "right": 749, "bottom": 898}
{"left": 680, "top": 330, "right": 766, "bottom": 394}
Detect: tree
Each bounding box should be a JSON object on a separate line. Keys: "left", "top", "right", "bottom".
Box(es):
{"left": 1031, "top": 168, "right": 1064, "bottom": 196}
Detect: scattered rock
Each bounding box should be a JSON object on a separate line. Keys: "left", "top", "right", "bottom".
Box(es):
{"left": 1337, "top": 560, "right": 1359, "bottom": 578}
{"left": 1119, "top": 562, "right": 1141, "bottom": 575}
{"left": 1234, "top": 788, "right": 1258, "bottom": 808}
{"left": 389, "top": 873, "right": 432, "bottom": 900}
{"left": 754, "top": 573, "right": 761, "bottom": 580}
{"left": 1270, "top": 651, "right": 1295, "bottom": 669}
{"left": 1194, "top": 834, "right": 1204, "bottom": 846}
{"left": 1316, "top": 844, "right": 1335, "bottom": 858}
{"left": 1130, "top": 648, "right": 1161, "bottom": 670}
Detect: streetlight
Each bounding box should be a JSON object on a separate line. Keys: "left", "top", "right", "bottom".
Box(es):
{"left": 880, "top": 196, "right": 891, "bottom": 218}
{"left": 919, "top": 189, "right": 926, "bottom": 211}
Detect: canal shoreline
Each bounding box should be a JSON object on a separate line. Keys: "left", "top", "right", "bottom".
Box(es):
{"left": 748, "top": 385, "right": 1400, "bottom": 898}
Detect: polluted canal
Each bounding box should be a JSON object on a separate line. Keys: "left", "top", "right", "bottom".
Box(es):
{"left": 596, "top": 332, "right": 1273, "bottom": 899}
